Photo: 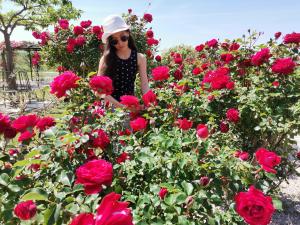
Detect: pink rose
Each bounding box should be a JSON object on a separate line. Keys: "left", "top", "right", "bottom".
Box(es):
{"left": 70, "top": 213, "right": 95, "bottom": 225}
{"left": 89, "top": 75, "right": 113, "bottom": 95}
{"left": 152, "top": 66, "right": 170, "bottom": 81}
{"left": 271, "top": 58, "right": 296, "bottom": 75}
{"left": 50, "top": 71, "right": 80, "bottom": 98}
{"left": 120, "top": 95, "right": 140, "bottom": 109}
{"left": 130, "top": 117, "right": 148, "bottom": 132}
{"left": 196, "top": 124, "right": 209, "bottom": 139}
{"left": 58, "top": 19, "right": 69, "bottom": 30}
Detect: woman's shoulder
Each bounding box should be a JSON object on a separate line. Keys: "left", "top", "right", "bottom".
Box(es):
{"left": 137, "top": 52, "right": 146, "bottom": 65}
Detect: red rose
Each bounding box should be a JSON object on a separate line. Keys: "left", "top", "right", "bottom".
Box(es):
{"left": 4, "top": 126, "right": 17, "bottom": 139}
{"left": 120, "top": 95, "right": 140, "bottom": 109}
{"left": 226, "top": 81, "right": 235, "bottom": 90}
{"left": 158, "top": 188, "right": 168, "bottom": 199}
{"left": 199, "top": 176, "right": 210, "bottom": 186}
{"left": 230, "top": 43, "right": 240, "bottom": 51}
{"left": 75, "top": 35, "right": 86, "bottom": 46}
{"left": 146, "top": 29, "right": 154, "bottom": 38}
{"left": 143, "top": 13, "right": 153, "bottom": 23}
{"left": 173, "top": 53, "right": 183, "bottom": 64}
{"left": 195, "top": 44, "right": 205, "bottom": 52}
{"left": 130, "top": 117, "right": 148, "bottom": 132}
{"left": 152, "top": 66, "right": 170, "bottom": 81}
{"left": 155, "top": 55, "right": 161, "bottom": 62}
{"left": 251, "top": 48, "right": 271, "bottom": 66}
{"left": 220, "top": 53, "right": 234, "bottom": 64}
{"left": 91, "top": 129, "right": 110, "bottom": 149}
{"left": 235, "top": 150, "right": 249, "bottom": 161}
{"left": 173, "top": 69, "right": 183, "bottom": 80}
{"left": 14, "top": 200, "right": 37, "bottom": 220}
{"left": 255, "top": 148, "right": 281, "bottom": 174}
{"left": 296, "top": 151, "right": 300, "bottom": 160}
{"left": 192, "top": 67, "right": 202, "bottom": 75}
{"left": 202, "top": 67, "right": 231, "bottom": 90}
{"left": 0, "top": 113, "right": 11, "bottom": 134}
{"left": 95, "top": 192, "right": 133, "bottom": 225}
{"left": 8, "top": 149, "right": 19, "bottom": 156}
{"left": 116, "top": 152, "right": 131, "bottom": 164}
{"left": 207, "top": 95, "right": 215, "bottom": 102}
{"left": 128, "top": 8, "right": 132, "bottom": 14}
{"left": 142, "top": 90, "right": 157, "bottom": 107}
{"left": 36, "top": 116, "right": 56, "bottom": 132}
{"left": 272, "top": 81, "right": 280, "bottom": 87}
{"left": 219, "top": 121, "right": 229, "bottom": 133}
{"left": 196, "top": 124, "right": 209, "bottom": 139}
{"left": 89, "top": 75, "right": 113, "bottom": 95}
{"left": 271, "top": 58, "right": 296, "bottom": 75}
{"left": 283, "top": 32, "right": 300, "bottom": 44}
{"left": 226, "top": 108, "right": 240, "bottom": 123}
{"left": 70, "top": 213, "right": 95, "bottom": 225}
{"left": 18, "top": 131, "right": 35, "bottom": 143}
{"left": 58, "top": 19, "right": 69, "bottom": 30}
{"left": 73, "top": 26, "right": 84, "bottom": 35}
{"left": 80, "top": 20, "right": 92, "bottom": 28}
{"left": 12, "top": 114, "right": 39, "bottom": 132}
{"left": 75, "top": 159, "right": 113, "bottom": 195}
{"left": 274, "top": 32, "right": 281, "bottom": 39}
{"left": 50, "top": 71, "right": 80, "bottom": 98}
{"left": 92, "top": 26, "right": 102, "bottom": 35}
{"left": 32, "top": 31, "right": 40, "bottom": 39}
{"left": 147, "top": 38, "right": 159, "bottom": 46}
{"left": 177, "top": 118, "right": 193, "bottom": 131}
{"left": 206, "top": 38, "right": 218, "bottom": 48}
{"left": 235, "top": 185, "right": 275, "bottom": 225}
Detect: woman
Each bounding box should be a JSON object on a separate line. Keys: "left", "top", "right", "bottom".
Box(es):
{"left": 97, "top": 15, "right": 150, "bottom": 109}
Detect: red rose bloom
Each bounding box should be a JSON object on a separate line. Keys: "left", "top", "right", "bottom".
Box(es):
{"left": 146, "top": 29, "right": 154, "bottom": 38}
{"left": 255, "top": 148, "right": 281, "bottom": 174}
{"left": 219, "top": 121, "right": 229, "bottom": 133}
{"left": 199, "top": 176, "right": 210, "bottom": 186}
{"left": 75, "top": 159, "right": 113, "bottom": 195}
{"left": 130, "top": 117, "right": 148, "bottom": 132}
{"left": 202, "top": 67, "right": 231, "bottom": 90}
{"left": 283, "top": 32, "right": 300, "bottom": 44}
{"left": 75, "top": 35, "right": 86, "bottom": 46}
{"left": 4, "top": 126, "right": 17, "bottom": 139}
{"left": 195, "top": 44, "right": 205, "bottom": 52}
{"left": 177, "top": 118, "right": 193, "bottom": 131}
{"left": 80, "top": 20, "right": 92, "bottom": 28}
{"left": 116, "top": 152, "right": 131, "bottom": 164}
{"left": 147, "top": 38, "right": 159, "bottom": 46}
{"left": 235, "top": 150, "right": 249, "bottom": 161}
{"left": 235, "top": 185, "right": 275, "bottom": 225}
{"left": 230, "top": 43, "right": 240, "bottom": 51}
{"left": 142, "top": 90, "right": 157, "bottom": 107}
{"left": 36, "top": 116, "right": 56, "bottom": 132}
{"left": 192, "top": 67, "right": 202, "bottom": 75}
{"left": 206, "top": 38, "right": 218, "bottom": 48}
{"left": 0, "top": 113, "right": 11, "bottom": 134}
{"left": 155, "top": 55, "right": 161, "bottom": 62}
{"left": 143, "top": 13, "right": 153, "bottom": 23}
{"left": 251, "top": 48, "right": 271, "bottom": 66}
{"left": 128, "top": 8, "right": 132, "bottom": 14}
{"left": 158, "top": 188, "right": 168, "bottom": 199}
{"left": 58, "top": 19, "right": 69, "bottom": 30}
{"left": 152, "top": 66, "right": 170, "bottom": 81}
{"left": 272, "top": 81, "right": 280, "bottom": 87}
{"left": 173, "top": 53, "right": 183, "bottom": 64}
{"left": 271, "top": 58, "right": 296, "bottom": 75}
{"left": 73, "top": 26, "right": 84, "bottom": 36}
{"left": 95, "top": 192, "right": 133, "bottom": 225}
{"left": 220, "top": 53, "right": 234, "bottom": 64}
{"left": 120, "top": 95, "right": 140, "bottom": 109}
{"left": 12, "top": 114, "right": 39, "bottom": 133}
{"left": 226, "top": 81, "right": 235, "bottom": 90}
{"left": 274, "top": 32, "right": 281, "bottom": 39}
{"left": 32, "top": 31, "right": 40, "bottom": 39}
{"left": 91, "top": 129, "right": 110, "bottom": 149}
{"left": 173, "top": 69, "right": 183, "bottom": 80}
{"left": 196, "top": 124, "right": 209, "bottom": 139}
{"left": 89, "top": 75, "right": 113, "bottom": 95}
{"left": 226, "top": 108, "right": 240, "bottom": 123}
{"left": 50, "top": 71, "right": 80, "bottom": 98}
{"left": 14, "top": 200, "right": 37, "bottom": 220}
{"left": 92, "top": 26, "right": 102, "bottom": 35}
{"left": 18, "top": 131, "right": 35, "bottom": 143}
{"left": 70, "top": 213, "right": 95, "bottom": 225}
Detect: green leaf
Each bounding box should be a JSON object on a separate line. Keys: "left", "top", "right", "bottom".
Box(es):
{"left": 13, "top": 159, "right": 41, "bottom": 167}
{"left": 22, "top": 189, "right": 49, "bottom": 201}
{"left": 0, "top": 173, "right": 10, "bottom": 186}
{"left": 181, "top": 181, "right": 194, "bottom": 195}
{"left": 272, "top": 199, "right": 283, "bottom": 211}
{"left": 8, "top": 184, "right": 21, "bottom": 192}
{"left": 25, "top": 149, "right": 40, "bottom": 159}
{"left": 43, "top": 203, "right": 61, "bottom": 225}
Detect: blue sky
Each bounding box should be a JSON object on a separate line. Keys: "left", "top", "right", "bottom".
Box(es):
{"left": 2, "top": 0, "right": 300, "bottom": 51}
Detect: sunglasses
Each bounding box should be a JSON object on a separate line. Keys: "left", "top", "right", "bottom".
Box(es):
{"left": 110, "top": 35, "right": 129, "bottom": 46}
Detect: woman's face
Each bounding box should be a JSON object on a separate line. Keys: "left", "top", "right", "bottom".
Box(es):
{"left": 110, "top": 31, "right": 130, "bottom": 50}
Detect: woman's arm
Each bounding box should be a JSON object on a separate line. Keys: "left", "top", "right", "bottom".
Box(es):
{"left": 138, "top": 53, "right": 150, "bottom": 95}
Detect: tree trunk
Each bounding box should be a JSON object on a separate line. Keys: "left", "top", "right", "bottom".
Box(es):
{"left": 3, "top": 31, "right": 17, "bottom": 90}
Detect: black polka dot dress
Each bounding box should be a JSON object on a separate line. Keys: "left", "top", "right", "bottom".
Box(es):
{"left": 111, "top": 50, "right": 138, "bottom": 102}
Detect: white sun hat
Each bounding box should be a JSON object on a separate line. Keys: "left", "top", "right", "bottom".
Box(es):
{"left": 101, "top": 15, "right": 130, "bottom": 44}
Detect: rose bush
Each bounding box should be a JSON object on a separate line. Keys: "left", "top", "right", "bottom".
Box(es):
{"left": 0, "top": 11, "right": 300, "bottom": 225}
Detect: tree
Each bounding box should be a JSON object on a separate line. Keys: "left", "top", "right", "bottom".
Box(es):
{"left": 0, "top": 0, "right": 81, "bottom": 89}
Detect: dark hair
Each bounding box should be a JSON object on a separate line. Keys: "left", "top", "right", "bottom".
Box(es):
{"left": 103, "top": 30, "right": 137, "bottom": 79}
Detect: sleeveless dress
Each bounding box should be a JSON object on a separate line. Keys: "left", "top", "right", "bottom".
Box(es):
{"left": 111, "top": 50, "right": 138, "bottom": 102}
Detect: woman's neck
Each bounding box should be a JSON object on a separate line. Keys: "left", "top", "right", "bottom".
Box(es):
{"left": 116, "top": 47, "right": 131, "bottom": 59}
